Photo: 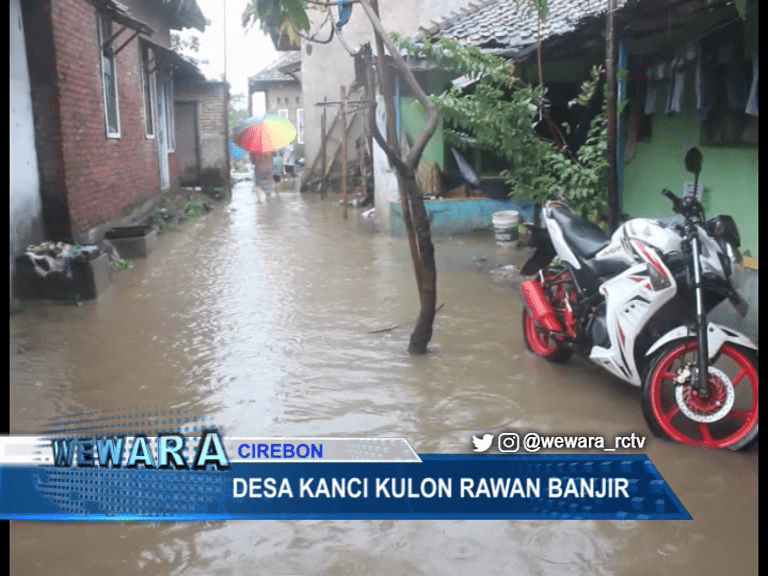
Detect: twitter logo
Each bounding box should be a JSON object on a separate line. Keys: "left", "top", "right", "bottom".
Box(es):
{"left": 472, "top": 434, "right": 494, "bottom": 453}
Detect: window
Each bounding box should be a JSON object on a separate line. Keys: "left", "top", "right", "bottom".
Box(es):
{"left": 99, "top": 13, "right": 120, "bottom": 137}
{"left": 140, "top": 43, "right": 155, "bottom": 137}
{"left": 297, "top": 108, "right": 304, "bottom": 144}
{"left": 278, "top": 108, "right": 288, "bottom": 119}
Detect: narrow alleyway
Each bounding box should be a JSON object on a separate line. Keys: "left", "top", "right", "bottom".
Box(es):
{"left": 10, "top": 181, "right": 757, "bottom": 575}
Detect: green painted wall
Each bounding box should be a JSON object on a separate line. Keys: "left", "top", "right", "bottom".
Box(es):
{"left": 400, "top": 96, "right": 445, "bottom": 170}
{"left": 623, "top": 82, "right": 758, "bottom": 257}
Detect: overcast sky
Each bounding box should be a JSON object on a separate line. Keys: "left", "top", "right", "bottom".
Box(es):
{"left": 182, "top": 0, "right": 280, "bottom": 112}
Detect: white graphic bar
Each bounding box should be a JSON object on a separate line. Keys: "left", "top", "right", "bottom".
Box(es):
{"left": 0, "top": 436, "right": 422, "bottom": 465}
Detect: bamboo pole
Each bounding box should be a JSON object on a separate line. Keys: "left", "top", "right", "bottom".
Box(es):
{"left": 305, "top": 85, "right": 362, "bottom": 181}
{"left": 321, "top": 96, "right": 327, "bottom": 198}
{"left": 341, "top": 85, "right": 348, "bottom": 219}
{"left": 606, "top": 0, "right": 619, "bottom": 232}
{"left": 322, "top": 108, "right": 360, "bottom": 179}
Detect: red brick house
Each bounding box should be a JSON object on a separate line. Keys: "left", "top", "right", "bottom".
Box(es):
{"left": 15, "top": 0, "right": 207, "bottom": 250}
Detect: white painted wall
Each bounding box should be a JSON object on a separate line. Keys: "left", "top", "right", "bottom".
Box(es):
{"left": 10, "top": 0, "right": 45, "bottom": 277}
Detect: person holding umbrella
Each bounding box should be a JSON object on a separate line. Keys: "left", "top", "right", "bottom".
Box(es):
{"left": 233, "top": 114, "right": 297, "bottom": 190}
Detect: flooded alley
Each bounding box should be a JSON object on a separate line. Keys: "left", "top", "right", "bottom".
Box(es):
{"left": 10, "top": 182, "right": 758, "bottom": 576}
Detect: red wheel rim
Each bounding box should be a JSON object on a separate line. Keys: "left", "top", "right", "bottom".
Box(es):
{"left": 648, "top": 342, "right": 758, "bottom": 448}
{"left": 524, "top": 310, "right": 559, "bottom": 356}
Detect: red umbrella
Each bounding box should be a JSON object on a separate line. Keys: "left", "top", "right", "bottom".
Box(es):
{"left": 232, "top": 114, "right": 297, "bottom": 153}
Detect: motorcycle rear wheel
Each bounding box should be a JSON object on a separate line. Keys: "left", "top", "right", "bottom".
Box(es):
{"left": 522, "top": 309, "right": 572, "bottom": 364}
{"left": 641, "top": 341, "right": 758, "bottom": 450}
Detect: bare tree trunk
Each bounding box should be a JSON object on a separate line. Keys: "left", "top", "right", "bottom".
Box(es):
{"left": 361, "top": 0, "right": 440, "bottom": 354}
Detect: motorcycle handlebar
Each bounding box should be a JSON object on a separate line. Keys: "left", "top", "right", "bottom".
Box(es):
{"left": 661, "top": 188, "right": 682, "bottom": 213}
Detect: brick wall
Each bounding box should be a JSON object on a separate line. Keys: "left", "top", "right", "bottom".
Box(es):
{"left": 175, "top": 80, "right": 229, "bottom": 186}
{"left": 23, "top": 0, "right": 183, "bottom": 243}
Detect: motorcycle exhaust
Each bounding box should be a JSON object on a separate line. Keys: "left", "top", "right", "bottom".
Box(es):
{"left": 521, "top": 279, "right": 564, "bottom": 333}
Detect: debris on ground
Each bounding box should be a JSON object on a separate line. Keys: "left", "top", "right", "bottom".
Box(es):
{"left": 142, "top": 189, "right": 218, "bottom": 232}
{"left": 489, "top": 264, "right": 522, "bottom": 284}
{"left": 19, "top": 242, "right": 102, "bottom": 279}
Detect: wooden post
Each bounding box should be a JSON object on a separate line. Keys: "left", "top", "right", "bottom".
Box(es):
{"left": 341, "top": 85, "right": 348, "bottom": 219}
{"left": 321, "top": 96, "right": 327, "bottom": 198}
{"left": 358, "top": 136, "right": 366, "bottom": 199}
{"left": 606, "top": 0, "right": 619, "bottom": 232}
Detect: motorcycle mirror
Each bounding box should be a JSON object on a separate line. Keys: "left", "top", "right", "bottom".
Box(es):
{"left": 685, "top": 147, "right": 703, "bottom": 174}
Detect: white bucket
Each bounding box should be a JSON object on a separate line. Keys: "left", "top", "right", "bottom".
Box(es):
{"left": 492, "top": 210, "right": 520, "bottom": 243}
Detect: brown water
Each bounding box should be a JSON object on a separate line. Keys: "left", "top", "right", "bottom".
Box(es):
{"left": 10, "top": 181, "right": 758, "bottom": 575}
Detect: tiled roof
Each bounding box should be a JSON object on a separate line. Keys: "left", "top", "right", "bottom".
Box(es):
{"left": 249, "top": 51, "right": 302, "bottom": 85}
{"left": 417, "top": 0, "right": 627, "bottom": 55}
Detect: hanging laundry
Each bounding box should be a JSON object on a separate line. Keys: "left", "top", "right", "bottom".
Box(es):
{"left": 745, "top": 54, "right": 758, "bottom": 116}
{"left": 695, "top": 45, "right": 716, "bottom": 121}
{"left": 336, "top": 0, "right": 353, "bottom": 31}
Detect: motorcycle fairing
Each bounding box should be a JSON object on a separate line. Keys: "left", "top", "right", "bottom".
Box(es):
{"left": 645, "top": 322, "right": 758, "bottom": 360}
{"left": 589, "top": 241, "right": 678, "bottom": 386}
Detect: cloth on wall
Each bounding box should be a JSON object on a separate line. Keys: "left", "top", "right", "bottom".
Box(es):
{"left": 644, "top": 78, "right": 658, "bottom": 115}
{"left": 726, "top": 56, "right": 752, "bottom": 110}
{"left": 666, "top": 69, "right": 686, "bottom": 114}
{"left": 644, "top": 63, "right": 669, "bottom": 115}
{"left": 665, "top": 45, "right": 697, "bottom": 115}
{"left": 745, "top": 53, "right": 758, "bottom": 116}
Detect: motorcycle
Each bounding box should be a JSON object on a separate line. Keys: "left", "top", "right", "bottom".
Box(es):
{"left": 519, "top": 147, "right": 758, "bottom": 450}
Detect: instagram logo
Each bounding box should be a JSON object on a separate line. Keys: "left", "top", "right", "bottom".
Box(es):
{"left": 497, "top": 433, "right": 520, "bottom": 453}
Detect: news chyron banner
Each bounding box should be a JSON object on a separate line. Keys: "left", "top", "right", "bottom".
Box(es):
{"left": 0, "top": 408, "right": 690, "bottom": 521}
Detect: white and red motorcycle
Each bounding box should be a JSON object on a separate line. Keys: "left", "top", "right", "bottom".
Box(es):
{"left": 519, "top": 148, "right": 758, "bottom": 450}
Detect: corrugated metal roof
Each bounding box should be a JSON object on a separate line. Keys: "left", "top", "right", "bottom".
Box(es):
{"left": 416, "top": 0, "right": 627, "bottom": 56}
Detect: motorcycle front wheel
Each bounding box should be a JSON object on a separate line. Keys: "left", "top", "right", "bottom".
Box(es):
{"left": 641, "top": 340, "right": 758, "bottom": 450}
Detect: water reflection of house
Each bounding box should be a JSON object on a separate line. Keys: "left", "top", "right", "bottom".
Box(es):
{"left": 247, "top": 51, "right": 305, "bottom": 158}
{"left": 10, "top": 0, "right": 208, "bottom": 287}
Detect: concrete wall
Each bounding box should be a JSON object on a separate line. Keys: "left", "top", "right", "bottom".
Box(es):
{"left": 623, "top": 82, "right": 758, "bottom": 258}
{"left": 372, "top": 95, "right": 399, "bottom": 232}
{"left": 265, "top": 83, "right": 304, "bottom": 156}
{"left": 10, "top": 0, "right": 45, "bottom": 273}
{"left": 389, "top": 198, "right": 534, "bottom": 236}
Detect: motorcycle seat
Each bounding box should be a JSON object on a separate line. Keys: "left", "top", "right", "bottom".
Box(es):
{"left": 551, "top": 205, "right": 610, "bottom": 259}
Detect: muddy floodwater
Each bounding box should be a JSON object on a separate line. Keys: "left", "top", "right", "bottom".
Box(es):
{"left": 10, "top": 181, "right": 758, "bottom": 575}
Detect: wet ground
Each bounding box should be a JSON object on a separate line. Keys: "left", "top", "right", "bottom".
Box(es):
{"left": 10, "top": 178, "right": 758, "bottom": 575}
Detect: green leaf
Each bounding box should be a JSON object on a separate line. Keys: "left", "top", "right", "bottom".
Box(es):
{"left": 284, "top": 0, "right": 310, "bottom": 31}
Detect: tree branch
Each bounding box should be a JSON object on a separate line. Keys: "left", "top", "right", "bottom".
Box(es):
{"left": 369, "top": 94, "right": 408, "bottom": 174}
{"left": 357, "top": 0, "right": 439, "bottom": 170}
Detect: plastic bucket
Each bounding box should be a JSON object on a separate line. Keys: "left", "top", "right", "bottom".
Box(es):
{"left": 492, "top": 210, "right": 519, "bottom": 243}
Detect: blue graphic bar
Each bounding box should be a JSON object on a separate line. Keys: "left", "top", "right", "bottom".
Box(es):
{"left": 0, "top": 454, "right": 690, "bottom": 521}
